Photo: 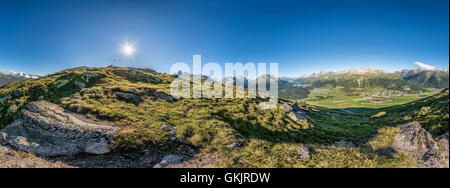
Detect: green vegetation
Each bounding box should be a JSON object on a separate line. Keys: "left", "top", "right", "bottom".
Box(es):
{"left": 366, "top": 127, "right": 399, "bottom": 150}
{"left": 0, "top": 67, "right": 448, "bottom": 168}
{"left": 309, "top": 71, "right": 424, "bottom": 93}
{"left": 304, "top": 86, "right": 436, "bottom": 109}
{"left": 376, "top": 89, "right": 449, "bottom": 136}
{"left": 278, "top": 80, "right": 310, "bottom": 100}
{"left": 399, "top": 69, "right": 449, "bottom": 89}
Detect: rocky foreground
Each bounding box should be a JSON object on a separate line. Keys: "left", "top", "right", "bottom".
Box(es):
{"left": 365, "top": 122, "right": 448, "bottom": 168}
{"left": 1, "top": 100, "right": 448, "bottom": 168}
{"left": 0, "top": 100, "right": 219, "bottom": 168}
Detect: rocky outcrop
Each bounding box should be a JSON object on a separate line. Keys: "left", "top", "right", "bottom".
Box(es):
{"left": 288, "top": 111, "right": 309, "bottom": 121}
{"left": 0, "top": 143, "right": 73, "bottom": 168}
{"left": 281, "top": 103, "right": 310, "bottom": 121}
{"left": 280, "top": 103, "right": 293, "bottom": 113}
{"left": 81, "top": 73, "right": 105, "bottom": 83}
{"left": 154, "top": 92, "right": 175, "bottom": 102}
{"left": 0, "top": 101, "right": 119, "bottom": 157}
{"left": 368, "top": 121, "right": 449, "bottom": 168}
{"left": 114, "top": 91, "right": 141, "bottom": 103}
{"left": 391, "top": 122, "right": 437, "bottom": 160}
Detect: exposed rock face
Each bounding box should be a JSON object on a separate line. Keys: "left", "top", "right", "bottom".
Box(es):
{"left": 74, "top": 81, "right": 86, "bottom": 89}
{"left": 154, "top": 92, "right": 175, "bottom": 102}
{"left": 369, "top": 121, "right": 449, "bottom": 168}
{"left": 0, "top": 101, "right": 119, "bottom": 157}
{"left": 114, "top": 91, "right": 141, "bottom": 103}
{"left": 57, "top": 80, "right": 69, "bottom": 88}
{"left": 81, "top": 73, "right": 105, "bottom": 83}
{"left": 289, "top": 111, "right": 309, "bottom": 121}
{"left": 391, "top": 122, "right": 438, "bottom": 160}
{"left": 281, "top": 103, "right": 310, "bottom": 121}
{"left": 280, "top": 103, "right": 293, "bottom": 113}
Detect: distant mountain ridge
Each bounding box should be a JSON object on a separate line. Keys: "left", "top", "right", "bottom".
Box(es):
{"left": 283, "top": 67, "right": 449, "bottom": 90}
{"left": 282, "top": 68, "right": 424, "bottom": 94}
{"left": 396, "top": 69, "right": 449, "bottom": 89}
{"left": 0, "top": 70, "right": 40, "bottom": 86}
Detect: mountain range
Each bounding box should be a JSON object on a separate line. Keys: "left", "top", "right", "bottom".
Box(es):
{"left": 0, "top": 71, "right": 39, "bottom": 86}
{"left": 397, "top": 69, "right": 449, "bottom": 89}
{"left": 2, "top": 67, "right": 447, "bottom": 101}
{"left": 277, "top": 68, "right": 449, "bottom": 100}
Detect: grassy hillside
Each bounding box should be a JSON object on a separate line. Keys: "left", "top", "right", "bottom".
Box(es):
{"left": 298, "top": 71, "right": 436, "bottom": 109}
{"left": 371, "top": 88, "right": 449, "bottom": 136}
{"left": 398, "top": 69, "right": 449, "bottom": 89}
{"left": 0, "top": 67, "right": 448, "bottom": 168}
{"left": 278, "top": 79, "right": 310, "bottom": 100}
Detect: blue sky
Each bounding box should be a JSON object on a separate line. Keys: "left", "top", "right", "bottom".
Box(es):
{"left": 0, "top": 0, "right": 448, "bottom": 76}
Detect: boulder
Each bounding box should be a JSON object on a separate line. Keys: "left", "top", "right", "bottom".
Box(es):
{"left": 280, "top": 103, "right": 293, "bottom": 113}
{"left": 0, "top": 101, "right": 119, "bottom": 157}
{"left": 288, "top": 111, "right": 309, "bottom": 121}
{"left": 154, "top": 92, "right": 175, "bottom": 102}
{"left": 282, "top": 103, "right": 309, "bottom": 121}
{"left": 154, "top": 155, "right": 184, "bottom": 168}
{"left": 83, "top": 139, "right": 111, "bottom": 155}
{"left": 114, "top": 91, "right": 141, "bottom": 103}
{"left": 296, "top": 146, "right": 311, "bottom": 159}
{"left": 368, "top": 121, "right": 449, "bottom": 168}
{"left": 290, "top": 103, "right": 302, "bottom": 112}
{"left": 391, "top": 122, "right": 438, "bottom": 160}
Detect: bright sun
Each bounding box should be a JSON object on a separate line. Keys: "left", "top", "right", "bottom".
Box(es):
{"left": 121, "top": 42, "right": 136, "bottom": 56}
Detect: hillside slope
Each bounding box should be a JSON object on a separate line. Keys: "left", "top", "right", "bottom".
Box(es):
{"left": 0, "top": 67, "right": 448, "bottom": 168}
{"left": 397, "top": 69, "right": 449, "bottom": 88}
